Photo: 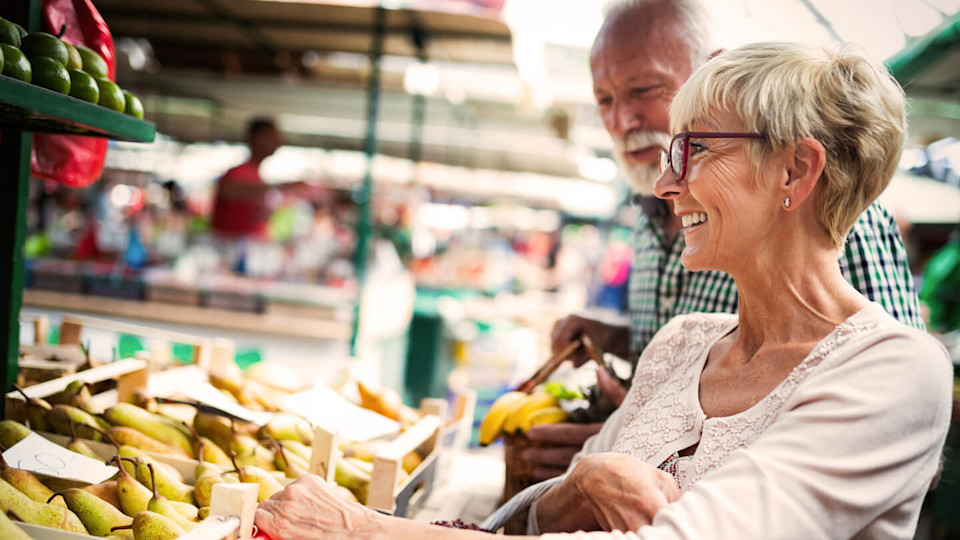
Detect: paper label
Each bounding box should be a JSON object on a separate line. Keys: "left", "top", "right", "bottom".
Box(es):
{"left": 2, "top": 433, "right": 118, "bottom": 484}
{"left": 283, "top": 387, "right": 400, "bottom": 442}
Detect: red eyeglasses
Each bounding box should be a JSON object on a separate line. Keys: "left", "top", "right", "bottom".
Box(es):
{"left": 659, "top": 131, "right": 765, "bottom": 182}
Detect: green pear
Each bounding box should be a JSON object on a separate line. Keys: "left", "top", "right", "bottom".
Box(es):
{"left": 237, "top": 465, "right": 284, "bottom": 502}
{"left": 197, "top": 506, "right": 210, "bottom": 520}
{"left": 66, "top": 417, "right": 101, "bottom": 459}
{"left": 279, "top": 439, "right": 312, "bottom": 462}
{"left": 12, "top": 384, "right": 52, "bottom": 432}
{"left": 0, "top": 477, "right": 88, "bottom": 534}
{"left": 46, "top": 404, "right": 105, "bottom": 441}
{"left": 198, "top": 437, "right": 233, "bottom": 466}
{"left": 274, "top": 443, "right": 309, "bottom": 478}
{"left": 0, "top": 420, "right": 32, "bottom": 448}
{"left": 123, "top": 455, "right": 195, "bottom": 505}
{"left": 235, "top": 443, "right": 276, "bottom": 471}
{"left": 0, "top": 453, "right": 66, "bottom": 507}
{"left": 334, "top": 457, "right": 372, "bottom": 504}
{"left": 112, "top": 457, "right": 193, "bottom": 521}
{"left": 117, "top": 446, "right": 183, "bottom": 482}
{"left": 112, "top": 510, "right": 184, "bottom": 540}
{"left": 0, "top": 509, "right": 34, "bottom": 540}
{"left": 193, "top": 472, "right": 223, "bottom": 507}
{"left": 145, "top": 464, "right": 197, "bottom": 531}
{"left": 103, "top": 404, "right": 194, "bottom": 456}
{"left": 62, "top": 381, "right": 101, "bottom": 415}
{"left": 107, "top": 427, "right": 192, "bottom": 458}
{"left": 258, "top": 414, "right": 312, "bottom": 444}
{"left": 82, "top": 481, "right": 122, "bottom": 511}
{"left": 48, "top": 489, "right": 132, "bottom": 537}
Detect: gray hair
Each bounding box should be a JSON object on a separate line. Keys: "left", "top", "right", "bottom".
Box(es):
{"left": 601, "top": 0, "right": 715, "bottom": 71}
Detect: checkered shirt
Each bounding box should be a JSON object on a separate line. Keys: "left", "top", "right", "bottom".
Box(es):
{"left": 628, "top": 198, "right": 925, "bottom": 355}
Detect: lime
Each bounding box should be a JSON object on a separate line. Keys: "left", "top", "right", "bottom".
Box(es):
{"left": 1, "top": 44, "right": 30, "bottom": 82}
{"left": 12, "top": 23, "right": 26, "bottom": 40}
{"left": 21, "top": 32, "right": 68, "bottom": 67}
{"left": 75, "top": 44, "right": 107, "bottom": 79}
{"left": 31, "top": 56, "right": 70, "bottom": 94}
{"left": 69, "top": 69, "right": 98, "bottom": 103}
{"left": 123, "top": 90, "right": 143, "bottom": 119}
{"left": 95, "top": 78, "right": 123, "bottom": 111}
{"left": 0, "top": 17, "right": 20, "bottom": 48}
{"left": 64, "top": 42, "right": 82, "bottom": 70}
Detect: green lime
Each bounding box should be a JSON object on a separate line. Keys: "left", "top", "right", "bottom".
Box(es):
{"left": 12, "top": 23, "right": 26, "bottom": 39}
{"left": 0, "top": 17, "right": 20, "bottom": 48}
{"left": 31, "top": 56, "right": 70, "bottom": 94}
{"left": 1, "top": 44, "right": 30, "bottom": 82}
{"left": 64, "top": 42, "right": 82, "bottom": 70}
{"left": 69, "top": 68, "right": 98, "bottom": 103}
{"left": 95, "top": 77, "right": 123, "bottom": 111}
{"left": 75, "top": 44, "right": 107, "bottom": 79}
{"left": 21, "top": 32, "right": 68, "bottom": 67}
{"left": 122, "top": 90, "right": 143, "bottom": 119}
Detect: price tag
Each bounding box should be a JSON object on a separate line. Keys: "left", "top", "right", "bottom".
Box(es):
{"left": 2, "top": 433, "right": 118, "bottom": 484}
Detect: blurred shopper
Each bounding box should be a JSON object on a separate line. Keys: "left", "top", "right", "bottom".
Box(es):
{"left": 524, "top": 0, "right": 926, "bottom": 481}
{"left": 210, "top": 117, "right": 313, "bottom": 239}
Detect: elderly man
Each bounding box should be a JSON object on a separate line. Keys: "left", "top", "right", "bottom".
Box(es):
{"left": 521, "top": 0, "right": 924, "bottom": 482}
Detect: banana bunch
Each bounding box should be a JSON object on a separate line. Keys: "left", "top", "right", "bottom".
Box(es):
{"left": 479, "top": 391, "right": 567, "bottom": 446}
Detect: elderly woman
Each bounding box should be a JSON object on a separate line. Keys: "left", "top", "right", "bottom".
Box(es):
{"left": 254, "top": 42, "right": 952, "bottom": 540}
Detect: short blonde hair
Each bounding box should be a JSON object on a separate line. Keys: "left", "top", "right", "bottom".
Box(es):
{"left": 670, "top": 42, "right": 906, "bottom": 247}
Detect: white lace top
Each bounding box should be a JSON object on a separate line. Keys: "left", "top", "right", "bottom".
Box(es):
{"left": 537, "top": 305, "right": 952, "bottom": 540}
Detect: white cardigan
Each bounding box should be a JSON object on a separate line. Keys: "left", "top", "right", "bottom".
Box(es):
{"left": 534, "top": 304, "right": 952, "bottom": 540}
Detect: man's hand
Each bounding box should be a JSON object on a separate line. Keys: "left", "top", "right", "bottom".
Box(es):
{"left": 551, "top": 315, "right": 630, "bottom": 366}
{"left": 524, "top": 422, "right": 603, "bottom": 481}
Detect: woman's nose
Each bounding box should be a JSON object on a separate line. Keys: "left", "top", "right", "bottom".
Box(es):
{"left": 653, "top": 167, "right": 686, "bottom": 200}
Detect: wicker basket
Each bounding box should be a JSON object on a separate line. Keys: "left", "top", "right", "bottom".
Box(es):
{"left": 501, "top": 432, "right": 542, "bottom": 534}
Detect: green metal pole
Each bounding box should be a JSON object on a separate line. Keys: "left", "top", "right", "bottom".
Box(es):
{"left": 349, "top": 4, "right": 386, "bottom": 355}
{"left": 0, "top": 130, "right": 32, "bottom": 411}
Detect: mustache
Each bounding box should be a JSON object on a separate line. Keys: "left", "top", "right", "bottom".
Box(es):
{"left": 614, "top": 131, "right": 672, "bottom": 153}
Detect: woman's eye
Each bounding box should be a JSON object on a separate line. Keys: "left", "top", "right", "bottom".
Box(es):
{"left": 690, "top": 142, "right": 707, "bottom": 155}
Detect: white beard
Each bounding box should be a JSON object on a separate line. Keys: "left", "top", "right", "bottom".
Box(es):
{"left": 613, "top": 131, "right": 672, "bottom": 196}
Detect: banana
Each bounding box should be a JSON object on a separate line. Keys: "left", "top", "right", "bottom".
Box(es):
{"left": 519, "top": 406, "right": 568, "bottom": 433}
{"left": 502, "top": 394, "right": 558, "bottom": 435}
{"left": 478, "top": 392, "right": 527, "bottom": 446}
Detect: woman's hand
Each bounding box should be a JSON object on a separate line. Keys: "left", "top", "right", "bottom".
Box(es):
{"left": 254, "top": 474, "right": 385, "bottom": 540}
{"left": 537, "top": 452, "right": 680, "bottom": 533}
{"left": 572, "top": 453, "right": 680, "bottom": 531}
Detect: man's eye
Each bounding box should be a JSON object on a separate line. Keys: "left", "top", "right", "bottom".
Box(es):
{"left": 630, "top": 86, "right": 658, "bottom": 97}
{"left": 596, "top": 97, "right": 612, "bottom": 107}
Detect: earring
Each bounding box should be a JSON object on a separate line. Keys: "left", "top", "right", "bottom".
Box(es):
{"left": 783, "top": 197, "right": 791, "bottom": 208}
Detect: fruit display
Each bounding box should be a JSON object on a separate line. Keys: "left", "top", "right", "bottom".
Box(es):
{"left": 0, "top": 16, "right": 144, "bottom": 118}
{"left": 479, "top": 388, "right": 569, "bottom": 446}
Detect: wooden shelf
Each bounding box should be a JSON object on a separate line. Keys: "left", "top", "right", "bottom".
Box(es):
{"left": 0, "top": 75, "right": 155, "bottom": 142}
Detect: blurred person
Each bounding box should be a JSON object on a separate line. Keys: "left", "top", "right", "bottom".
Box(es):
{"left": 527, "top": 0, "right": 926, "bottom": 481}
{"left": 253, "top": 41, "right": 952, "bottom": 540}
{"left": 210, "top": 117, "right": 314, "bottom": 239}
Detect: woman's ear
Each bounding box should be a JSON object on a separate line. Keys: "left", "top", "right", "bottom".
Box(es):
{"left": 783, "top": 137, "right": 825, "bottom": 210}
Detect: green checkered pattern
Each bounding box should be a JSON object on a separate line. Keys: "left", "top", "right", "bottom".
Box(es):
{"left": 628, "top": 200, "right": 924, "bottom": 354}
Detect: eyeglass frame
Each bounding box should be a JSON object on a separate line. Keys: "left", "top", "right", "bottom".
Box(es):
{"left": 659, "top": 131, "right": 765, "bottom": 183}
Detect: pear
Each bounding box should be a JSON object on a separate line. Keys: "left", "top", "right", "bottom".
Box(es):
{"left": 342, "top": 439, "right": 386, "bottom": 462}
{"left": 235, "top": 443, "right": 276, "bottom": 471}
{"left": 197, "top": 506, "right": 210, "bottom": 520}
{"left": 279, "top": 439, "right": 312, "bottom": 462}
{"left": 273, "top": 442, "right": 309, "bottom": 479}
{"left": 123, "top": 456, "right": 195, "bottom": 505}
{"left": 66, "top": 417, "right": 101, "bottom": 459}
{"left": 259, "top": 414, "right": 313, "bottom": 444}
{"left": 334, "top": 456, "right": 372, "bottom": 504}
{"left": 145, "top": 464, "right": 197, "bottom": 530}
{"left": 46, "top": 404, "right": 106, "bottom": 441}
{"left": 0, "top": 420, "right": 32, "bottom": 448}
{"left": 107, "top": 427, "right": 192, "bottom": 458}
{"left": 221, "top": 471, "right": 239, "bottom": 483}
{"left": 236, "top": 462, "right": 284, "bottom": 502}
{"left": 0, "top": 453, "right": 66, "bottom": 507}
{"left": 0, "top": 509, "right": 34, "bottom": 540}
{"left": 184, "top": 422, "right": 233, "bottom": 467}
{"left": 117, "top": 446, "right": 184, "bottom": 482}
{"left": 113, "top": 456, "right": 152, "bottom": 518}
{"left": 0, "top": 477, "right": 88, "bottom": 534}
{"left": 193, "top": 412, "right": 257, "bottom": 451}
{"left": 112, "top": 510, "right": 185, "bottom": 540}
{"left": 63, "top": 381, "right": 102, "bottom": 415}
{"left": 193, "top": 472, "right": 223, "bottom": 508}
{"left": 82, "top": 481, "right": 123, "bottom": 511}
{"left": 49, "top": 488, "right": 133, "bottom": 537}
{"left": 12, "top": 385, "right": 52, "bottom": 432}
{"left": 103, "top": 404, "right": 194, "bottom": 456}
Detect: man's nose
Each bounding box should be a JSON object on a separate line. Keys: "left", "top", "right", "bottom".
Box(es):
{"left": 653, "top": 167, "right": 687, "bottom": 201}
{"left": 611, "top": 101, "right": 643, "bottom": 137}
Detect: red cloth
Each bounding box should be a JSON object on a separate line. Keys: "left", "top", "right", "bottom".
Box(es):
{"left": 30, "top": 0, "right": 116, "bottom": 188}
{"left": 210, "top": 162, "right": 270, "bottom": 238}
